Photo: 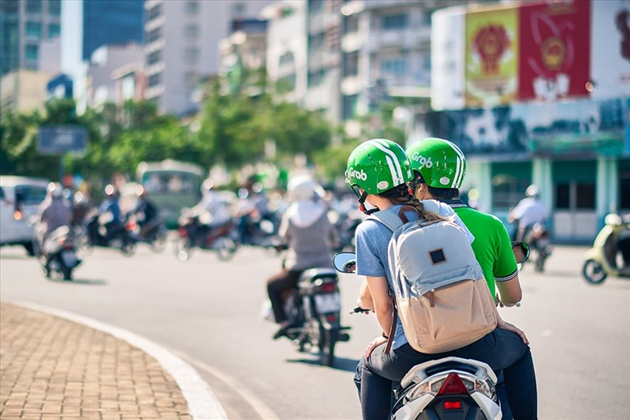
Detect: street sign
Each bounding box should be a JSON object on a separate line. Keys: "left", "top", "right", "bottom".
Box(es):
{"left": 37, "top": 125, "right": 88, "bottom": 155}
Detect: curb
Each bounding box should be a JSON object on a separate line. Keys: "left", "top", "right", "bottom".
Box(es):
{"left": 3, "top": 299, "right": 228, "bottom": 420}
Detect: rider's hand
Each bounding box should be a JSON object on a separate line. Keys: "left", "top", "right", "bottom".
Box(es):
{"left": 364, "top": 335, "right": 388, "bottom": 358}
{"left": 497, "top": 318, "right": 529, "bottom": 345}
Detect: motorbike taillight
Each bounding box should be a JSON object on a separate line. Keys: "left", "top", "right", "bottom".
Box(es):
{"left": 436, "top": 373, "right": 469, "bottom": 396}
{"left": 178, "top": 227, "right": 188, "bottom": 237}
{"left": 313, "top": 282, "right": 337, "bottom": 293}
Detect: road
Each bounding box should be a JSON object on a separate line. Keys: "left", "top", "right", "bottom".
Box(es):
{"left": 1, "top": 242, "right": 629, "bottom": 420}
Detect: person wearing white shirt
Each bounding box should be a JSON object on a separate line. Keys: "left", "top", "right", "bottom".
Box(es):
{"left": 508, "top": 185, "right": 548, "bottom": 242}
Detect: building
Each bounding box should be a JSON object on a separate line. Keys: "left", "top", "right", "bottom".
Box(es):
{"left": 426, "top": 0, "right": 630, "bottom": 243}
{"left": 1, "top": 69, "right": 54, "bottom": 113}
{"left": 263, "top": 1, "right": 308, "bottom": 105}
{"left": 76, "top": 43, "right": 144, "bottom": 112}
{"left": 219, "top": 19, "right": 268, "bottom": 96}
{"left": 81, "top": 0, "right": 143, "bottom": 62}
{"left": 144, "top": 0, "right": 270, "bottom": 116}
{"left": 0, "top": 0, "right": 61, "bottom": 77}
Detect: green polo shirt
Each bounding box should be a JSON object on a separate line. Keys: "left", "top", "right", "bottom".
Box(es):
{"left": 448, "top": 200, "right": 518, "bottom": 297}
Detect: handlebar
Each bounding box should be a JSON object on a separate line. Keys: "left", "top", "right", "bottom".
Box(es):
{"left": 349, "top": 306, "right": 372, "bottom": 315}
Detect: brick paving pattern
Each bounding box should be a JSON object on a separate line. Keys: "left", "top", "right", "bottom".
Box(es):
{"left": 0, "top": 302, "right": 192, "bottom": 420}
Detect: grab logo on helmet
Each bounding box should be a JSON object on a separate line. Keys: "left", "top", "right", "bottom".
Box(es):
{"left": 410, "top": 153, "right": 433, "bottom": 169}
{"left": 348, "top": 167, "right": 368, "bottom": 181}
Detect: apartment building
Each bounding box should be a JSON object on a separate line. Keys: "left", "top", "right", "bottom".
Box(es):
{"left": 144, "top": 0, "right": 270, "bottom": 116}
{"left": 0, "top": 0, "right": 61, "bottom": 77}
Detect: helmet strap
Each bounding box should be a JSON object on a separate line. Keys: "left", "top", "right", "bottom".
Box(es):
{"left": 357, "top": 191, "right": 379, "bottom": 215}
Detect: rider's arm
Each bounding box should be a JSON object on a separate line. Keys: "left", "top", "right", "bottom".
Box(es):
{"left": 494, "top": 220, "right": 522, "bottom": 306}
{"left": 365, "top": 275, "right": 393, "bottom": 335}
{"left": 357, "top": 279, "right": 375, "bottom": 311}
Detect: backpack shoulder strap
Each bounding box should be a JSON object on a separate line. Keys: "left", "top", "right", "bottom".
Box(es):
{"left": 367, "top": 210, "right": 404, "bottom": 232}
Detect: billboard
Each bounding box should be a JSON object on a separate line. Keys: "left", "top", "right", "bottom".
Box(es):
{"left": 465, "top": 6, "right": 519, "bottom": 108}
{"left": 424, "top": 98, "right": 627, "bottom": 157}
{"left": 590, "top": 0, "right": 630, "bottom": 100}
{"left": 431, "top": 7, "right": 466, "bottom": 111}
{"left": 38, "top": 126, "right": 88, "bottom": 155}
{"left": 518, "top": 0, "right": 591, "bottom": 102}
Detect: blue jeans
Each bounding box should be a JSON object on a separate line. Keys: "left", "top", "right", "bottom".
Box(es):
{"left": 354, "top": 328, "right": 537, "bottom": 420}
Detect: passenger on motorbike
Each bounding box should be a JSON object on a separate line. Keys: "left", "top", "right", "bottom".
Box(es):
{"left": 406, "top": 138, "right": 522, "bottom": 307}
{"left": 98, "top": 184, "right": 124, "bottom": 243}
{"left": 267, "top": 175, "right": 337, "bottom": 339}
{"left": 185, "top": 179, "right": 232, "bottom": 244}
{"left": 508, "top": 185, "right": 548, "bottom": 243}
{"left": 346, "top": 139, "right": 537, "bottom": 420}
{"left": 131, "top": 186, "right": 160, "bottom": 236}
{"left": 37, "top": 182, "right": 72, "bottom": 247}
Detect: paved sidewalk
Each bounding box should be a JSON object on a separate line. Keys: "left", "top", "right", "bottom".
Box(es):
{"left": 0, "top": 302, "right": 192, "bottom": 420}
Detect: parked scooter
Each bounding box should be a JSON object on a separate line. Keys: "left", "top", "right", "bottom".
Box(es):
{"left": 175, "top": 210, "right": 239, "bottom": 262}
{"left": 332, "top": 242, "right": 529, "bottom": 420}
{"left": 39, "top": 226, "right": 81, "bottom": 280}
{"left": 582, "top": 212, "right": 630, "bottom": 284}
{"left": 268, "top": 267, "right": 351, "bottom": 367}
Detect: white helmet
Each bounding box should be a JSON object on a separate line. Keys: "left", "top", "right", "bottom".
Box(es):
{"left": 287, "top": 175, "right": 324, "bottom": 201}
{"left": 47, "top": 182, "right": 63, "bottom": 198}
{"left": 525, "top": 184, "right": 539, "bottom": 197}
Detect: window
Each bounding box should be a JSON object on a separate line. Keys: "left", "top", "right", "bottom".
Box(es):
{"left": 148, "top": 73, "right": 161, "bottom": 87}
{"left": 278, "top": 52, "right": 294, "bottom": 67}
{"left": 48, "top": 0, "right": 61, "bottom": 16}
{"left": 342, "top": 94, "right": 358, "bottom": 120}
{"left": 185, "top": 71, "right": 197, "bottom": 87}
{"left": 381, "top": 58, "right": 407, "bottom": 78}
{"left": 147, "top": 50, "right": 161, "bottom": 65}
{"left": 48, "top": 23, "right": 60, "bottom": 38}
{"left": 343, "top": 52, "right": 358, "bottom": 76}
{"left": 147, "top": 4, "right": 161, "bottom": 21}
{"left": 146, "top": 27, "right": 161, "bottom": 43}
{"left": 185, "top": 47, "right": 199, "bottom": 63}
{"left": 309, "top": 0, "right": 324, "bottom": 14}
{"left": 344, "top": 16, "right": 359, "bottom": 34}
{"left": 26, "top": 0, "right": 41, "bottom": 14}
{"left": 382, "top": 13, "right": 407, "bottom": 30}
{"left": 25, "top": 44, "right": 38, "bottom": 61}
{"left": 185, "top": 24, "right": 199, "bottom": 39}
{"left": 26, "top": 21, "right": 42, "bottom": 38}
{"left": 186, "top": 1, "right": 199, "bottom": 14}
{"left": 308, "top": 33, "right": 324, "bottom": 52}
{"left": 308, "top": 69, "right": 325, "bottom": 87}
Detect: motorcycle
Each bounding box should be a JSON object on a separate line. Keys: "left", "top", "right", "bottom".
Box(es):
{"left": 176, "top": 210, "right": 239, "bottom": 262}
{"left": 582, "top": 212, "right": 630, "bottom": 285}
{"left": 274, "top": 267, "right": 351, "bottom": 367}
{"left": 39, "top": 226, "right": 81, "bottom": 281}
{"left": 83, "top": 211, "right": 137, "bottom": 256}
{"left": 332, "top": 242, "right": 530, "bottom": 419}
{"left": 125, "top": 214, "right": 168, "bottom": 253}
{"left": 524, "top": 222, "right": 552, "bottom": 272}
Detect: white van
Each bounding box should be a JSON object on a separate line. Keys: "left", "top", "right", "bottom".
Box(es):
{"left": 0, "top": 176, "right": 49, "bottom": 255}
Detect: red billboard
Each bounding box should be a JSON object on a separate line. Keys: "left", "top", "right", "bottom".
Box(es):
{"left": 518, "top": 0, "right": 591, "bottom": 102}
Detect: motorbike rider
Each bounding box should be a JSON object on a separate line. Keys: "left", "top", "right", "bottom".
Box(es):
{"left": 267, "top": 174, "right": 337, "bottom": 339}
{"left": 346, "top": 139, "right": 537, "bottom": 420}
{"left": 130, "top": 186, "right": 160, "bottom": 236}
{"left": 36, "top": 182, "right": 73, "bottom": 248}
{"left": 98, "top": 184, "right": 124, "bottom": 243}
{"left": 185, "top": 179, "right": 232, "bottom": 244}
{"left": 406, "top": 138, "right": 522, "bottom": 307}
{"left": 509, "top": 185, "right": 548, "bottom": 243}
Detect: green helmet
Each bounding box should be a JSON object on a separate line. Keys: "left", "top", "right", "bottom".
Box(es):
{"left": 406, "top": 138, "right": 466, "bottom": 189}
{"left": 346, "top": 139, "right": 413, "bottom": 195}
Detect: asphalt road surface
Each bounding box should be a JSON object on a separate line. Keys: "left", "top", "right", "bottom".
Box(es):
{"left": 1, "top": 242, "right": 629, "bottom": 419}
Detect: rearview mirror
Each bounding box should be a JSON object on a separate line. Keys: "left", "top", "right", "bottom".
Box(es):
{"left": 333, "top": 252, "right": 356, "bottom": 274}
{"left": 512, "top": 241, "right": 530, "bottom": 264}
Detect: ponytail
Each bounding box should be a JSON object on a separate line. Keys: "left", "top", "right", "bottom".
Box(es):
{"left": 378, "top": 184, "right": 448, "bottom": 222}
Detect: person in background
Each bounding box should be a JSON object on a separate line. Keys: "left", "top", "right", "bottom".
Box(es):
{"left": 131, "top": 186, "right": 160, "bottom": 236}
{"left": 37, "top": 182, "right": 72, "bottom": 247}
{"left": 508, "top": 185, "right": 548, "bottom": 242}
{"left": 99, "top": 184, "right": 124, "bottom": 243}
{"left": 267, "top": 175, "right": 337, "bottom": 339}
